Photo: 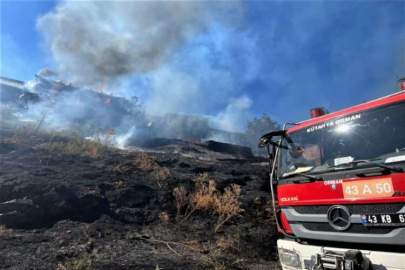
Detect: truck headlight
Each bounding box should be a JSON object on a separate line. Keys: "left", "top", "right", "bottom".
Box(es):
{"left": 279, "top": 248, "right": 302, "bottom": 269}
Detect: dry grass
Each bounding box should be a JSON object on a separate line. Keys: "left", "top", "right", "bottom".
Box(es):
{"left": 113, "top": 163, "right": 134, "bottom": 173}
{"left": 6, "top": 122, "right": 37, "bottom": 145}
{"left": 135, "top": 153, "right": 171, "bottom": 187}
{"left": 195, "top": 253, "right": 227, "bottom": 270}
{"left": 94, "top": 128, "right": 116, "bottom": 147}
{"left": 56, "top": 262, "right": 68, "bottom": 270}
{"left": 1, "top": 111, "right": 47, "bottom": 145}
{"left": 42, "top": 127, "right": 118, "bottom": 158}
{"left": 0, "top": 225, "right": 13, "bottom": 236}
{"left": 185, "top": 239, "right": 211, "bottom": 254}
{"left": 153, "top": 167, "right": 171, "bottom": 188}
{"left": 217, "top": 233, "right": 240, "bottom": 251}
{"left": 2, "top": 124, "right": 116, "bottom": 158}
{"left": 83, "top": 186, "right": 101, "bottom": 195}
{"left": 56, "top": 253, "right": 92, "bottom": 270}
{"left": 179, "top": 174, "right": 243, "bottom": 232}
{"left": 135, "top": 152, "right": 158, "bottom": 171}
{"left": 45, "top": 134, "right": 107, "bottom": 157}
{"left": 114, "top": 180, "right": 126, "bottom": 189}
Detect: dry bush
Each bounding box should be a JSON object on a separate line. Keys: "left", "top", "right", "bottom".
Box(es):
{"left": 214, "top": 184, "right": 242, "bottom": 232}
{"left": 0, "top": 225, "right": 12, "bottom": 236}
{"left": 173, "top": 186, "right": 188, "bottom": 216}
{"left": 189, "top": 174, "right": 217, "bottom": 212}
{"left": 217, "top": 233, "right": 240, "bottom": 251}
{"left": 135, "top": 152, "right": 158, "bottom": 171}
{"left": 180, "top": 174, "right": 242, "bottom": 231}
{"left": 153, "top": 167, "right": 171, "bottom": 188}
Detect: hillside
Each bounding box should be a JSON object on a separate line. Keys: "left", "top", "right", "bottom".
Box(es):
{"left": 0, "top": 118, "right": 280, "bottom": 270}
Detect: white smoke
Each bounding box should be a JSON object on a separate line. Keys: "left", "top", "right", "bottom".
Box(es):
{"left": 37, "top": 0, "right": 243, "bottom": 88}
{"left": 210, "top": 95, "right": 253, "bottom": 132}
{"left": 34, "top": 0, "right": 256, "bottom": 137}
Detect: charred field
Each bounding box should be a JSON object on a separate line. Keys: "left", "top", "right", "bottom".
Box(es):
{"left": 0, "top": 119, "right": 280, "bottom": 270}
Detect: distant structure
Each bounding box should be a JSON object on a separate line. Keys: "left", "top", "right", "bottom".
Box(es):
{"left": 0, "top": 76, "right": 25, "bottom": 89}
{"left": 0, "top": 76, "right": 27, "bottom": 107}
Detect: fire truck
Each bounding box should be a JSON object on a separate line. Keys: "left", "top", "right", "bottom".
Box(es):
{"left": 259, "top": 80, "right": 405, "bottom": 270}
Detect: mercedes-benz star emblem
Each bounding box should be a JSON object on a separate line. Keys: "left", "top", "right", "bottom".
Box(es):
{"left": 327, "top": 205, "right": 351, "bottom": 231}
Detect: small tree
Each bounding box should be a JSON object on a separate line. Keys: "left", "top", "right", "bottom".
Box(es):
{"left": 128, "top": 96, "right": 145, "bottom": 120}
{"left": 244, "top": 114, "right": 280, "bottom": 153}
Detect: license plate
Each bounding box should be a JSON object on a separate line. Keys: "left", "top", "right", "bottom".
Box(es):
{"left": 362, "top": 213, "right": 405, "bottom": 227}
{"left": 342, "top": 178, "right": 394, "bottom": 199}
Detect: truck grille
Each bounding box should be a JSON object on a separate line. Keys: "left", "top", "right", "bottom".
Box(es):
{"left": 300, "top": 222, "right": 395, "bottom": 234}
{"left": 292, "top": 203, "right": 404, "bottom": 215}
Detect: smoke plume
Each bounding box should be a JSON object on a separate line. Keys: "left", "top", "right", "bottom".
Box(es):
{"left": 37, "top": 0, "right": 243, "bottom": 88}
{"left": 36, "top": 0, "right": 255, "bottom": 134}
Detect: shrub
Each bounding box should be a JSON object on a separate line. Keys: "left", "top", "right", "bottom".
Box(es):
{"left": 189, "top": 174, "right": 217, "bottom": 212}
{"left": 214, "top": 184, "right": 242, "bottom": 232}
{"left": 153, "top": 167, "right": 171, "bottom": 188}
{"left": 0, "top": 225, "right": 12, "bottom": 236}
{"left": 173, "top": 186, "right": 188, "bottom": 216}
{"left": 56, "top": 253, "right": 92, "bottom": 270}
{"left": 179, "top": 174, "right": 242, "bottom": 231}
{"left": 135, "top": 152, "right": 158, "bottom": 171}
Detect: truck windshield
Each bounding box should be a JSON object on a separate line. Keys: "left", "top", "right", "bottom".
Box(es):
{"left": 279, "top": 101, "right": 405, "bottom": 178}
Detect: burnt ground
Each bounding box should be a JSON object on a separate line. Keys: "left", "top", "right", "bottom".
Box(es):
{"left": 0, "top": 123, "right": 280, "bottom": 269}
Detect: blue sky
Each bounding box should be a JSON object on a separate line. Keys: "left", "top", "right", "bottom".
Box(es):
{"left": 1, "top": 0, "right": 405, "bottom": 131}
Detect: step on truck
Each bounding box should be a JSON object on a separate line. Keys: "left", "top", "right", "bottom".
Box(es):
{"left": 259, "top": 80, "right": 405, "bottom": 270}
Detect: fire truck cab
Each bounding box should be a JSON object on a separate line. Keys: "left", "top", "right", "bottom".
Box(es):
{"left": 260, "top": 84, "right": 405, "bottom": 270}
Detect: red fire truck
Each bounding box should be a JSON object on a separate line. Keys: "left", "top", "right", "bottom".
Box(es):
{"left": 259, "top": 81, "right": 405, "bottom": 270}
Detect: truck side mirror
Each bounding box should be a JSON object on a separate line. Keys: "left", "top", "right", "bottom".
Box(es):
{"left": 258, "top": 130, "right": 287, "bottom": 148}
